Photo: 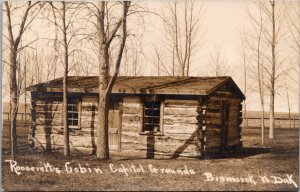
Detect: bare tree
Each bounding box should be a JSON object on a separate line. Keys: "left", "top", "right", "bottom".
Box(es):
{"left": 246, "top": 1, "right": 290, "bottom": 139}
{"left": 285, "top": 3, "right": 300, "bottom": 55}
{"left": 207, "top": 45, "right": 230, "bottom": 77}
{"left": 151, "top": 43, "right": 173, "bottom": 76}
{"left": 48, "top": 1, "right": 82, "bottom": 156}
{"left": 240, "top": 34, "right": 248, "bottom": 130}
{"left": 259, "top": 1, "right": 289, "bottom": 139}
{"left": 48, "top": 1, "right": 85, "bottom": 156}
{"left": 268, "top": 1, "right": 276, "bottom": 139}
{"left": 121, "top": 38, "right": 144, "bottom": 76}
{"left": 163, "top": 0, "right": 204, "bottom": 76}
{"left": 61, "top": 1, "right": 70, "bottom": 156}
{"left": 91, "top": 1, "right": 131, "bottom": 159}
{"left": 284, "top": 77, "right": 292, "bottom": 129}
{"left": 29, "top": 49, "right": 46, "bottom": 84}
{"left": 79, "top": 1, "right": 150, "bottom": 159}
{"left": 284, "top": 2, "right": 300, "bottom": 98}
{"left": 246, "top": 6, "right": 267, "bottom": 144}
{"left": 16, "top": 47, "right": 31, "bottom": 126}
{"left": 4, "top": 1, "right": 41, "bottom": 158}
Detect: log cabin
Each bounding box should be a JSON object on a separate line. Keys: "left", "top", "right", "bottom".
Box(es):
{"left": 27, "top": 76, "right": 245, "bottom": 158}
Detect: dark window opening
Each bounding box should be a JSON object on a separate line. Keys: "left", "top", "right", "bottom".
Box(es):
{"left": 143, "top": 101, "right": 161, "bottom": 133}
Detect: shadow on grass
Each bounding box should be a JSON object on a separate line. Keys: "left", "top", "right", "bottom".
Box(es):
{"left": 106, "top": 146, "right": 273, "bottom": 161}
{"left": 204, "top": 147, "right": 271, "bottom": 160}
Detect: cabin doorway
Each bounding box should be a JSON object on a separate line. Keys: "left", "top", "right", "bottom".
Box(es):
{"left": 220, "top": 102, "right": 229, "bottom": 151}
{"left": 108, "top": 101, "right": 121, "bottom": 151}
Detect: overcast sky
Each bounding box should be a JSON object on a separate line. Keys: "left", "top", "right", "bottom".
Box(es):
{"left": 140, "top": 1, "right": 299, "bottom": 112}
{"left": 1, "top": 1, "right": 299, "bottom": 113}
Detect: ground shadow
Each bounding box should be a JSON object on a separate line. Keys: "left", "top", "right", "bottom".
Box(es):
{"left": 43, "top": 102, "right": 57, "bottom": 153}
{"left": 33, "top": 100, "right": 64, "bottom": 153}
{"left": 204, "top": 146, "right": 271, "bottom": 159}
{"left": 146, "top": 131, "right": 155, "bottom": 159}
{"left": 28, "top": 101, "right": 37, "bottom": 150}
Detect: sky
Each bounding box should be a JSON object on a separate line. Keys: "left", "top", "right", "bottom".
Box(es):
{"left": 1, "top": 0, "right": 299, "bottom": 113}
{"left": 140, "top": 1, "right": 299, "bottom": 113}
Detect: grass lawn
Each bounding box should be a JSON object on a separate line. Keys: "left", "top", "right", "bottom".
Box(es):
{"left": 1, "top": 121, "right": 299, "bottom": 191}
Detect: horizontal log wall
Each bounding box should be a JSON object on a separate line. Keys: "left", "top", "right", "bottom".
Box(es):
{"left": 121, "top": 97, "right": 200, "bottom": 158}
{"left": 33, "top": 134, "right": 96, "bottom": 155}
{"left": 121, "top": 96, "right": 144, "bottom": 152}
{"left": 81, "top": 96, "right": 98, "bottom": 129}
{"left": 31, "top": 90, "right": 243, "bottom": 157}
{"left": 163, "top": 99, "right": 199, "bottom": 157}
{"left": 32, "top": 95, "right": 119, "bottom": 154}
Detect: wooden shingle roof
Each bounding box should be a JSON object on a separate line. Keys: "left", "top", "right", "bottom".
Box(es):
{"left": 27, "top": 76, "right": 245, "bottom": 99}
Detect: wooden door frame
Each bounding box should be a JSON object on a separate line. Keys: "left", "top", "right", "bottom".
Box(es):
{"left": 108, "top": 97, "right": 122, "bottom": 151}
{"left": 118, "top": 100, "right": 123, "bottom": 151}
{"left": 220, "top": 101, "right": 229, "bottom": 151}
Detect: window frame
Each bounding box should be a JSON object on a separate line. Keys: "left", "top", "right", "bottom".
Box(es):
{"left": 66, "top": 99, "right": 82, "bottom": 130}
{"left": 139, "top": 98, "right": 164, "bottom": 136}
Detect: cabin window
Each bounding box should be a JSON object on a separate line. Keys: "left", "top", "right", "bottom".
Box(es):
{"left": 142, "top": 101, "right": 161, "bottom": 133}
{"left": 67, "top": 100, "right": 81, "bottom": 129}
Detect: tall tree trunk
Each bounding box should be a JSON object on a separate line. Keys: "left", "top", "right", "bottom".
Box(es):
{"left": 5, "top": 1, "right": 35, "bottom": 158}
{"left": 62, "top": 2, "right": 70, "bottom": 156}
{"left": 97, "top": 44, "right": 110, "bottom": 159}
{"left": 157, "top": 57, "right": 160, "bottom": 76}
{"left": 172, "top": 47, "right": 175, "bottom": 76}
{"left": 181, "top": 65, "right": 185, "bottom": 77}
{"left": 242, "top": 40, "right": 247, "bottom": 130}
{"left": 257, "top": 15, "right": 264, "bottom": 145}
{"left": 284, "top": 77, "right": 291, "bottom": 129}
{"left": 287, "top": 90, "right": 291, "bottom": 129}
{"left": 269, "top": 1, "right": 275, "bottom": 139}
{"left": 9, "top": 47, "right": 18, "bottom": 158}
{"left": 96, "top": 1, "right": 109, "bottom": 159}
{"left": 269, "top": 89, "right": 275, "bottom": 138}
{"left": 186, "top": 1, "right": 193, "bottom": 77}
{"left": 63, "top": 59, "right": 69, "bottom": 156}
{"left": 96, "top": 1, "right": 129, "bottom": 159}
{"left": 97, "top": 91, "right": 109, "bottom": 159}
{"left": 260, "top": 101, "right": 265, "bottom": 145}
{"left": 259, "top": 63, "right": 265, "bottom": 145}
{"left": 24, "top": 64, "right": 27, "bottom": 123}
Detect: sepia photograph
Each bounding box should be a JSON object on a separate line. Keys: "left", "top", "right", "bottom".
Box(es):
{"left": 1, "top": 0, "right": 299, "bottom": 191}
